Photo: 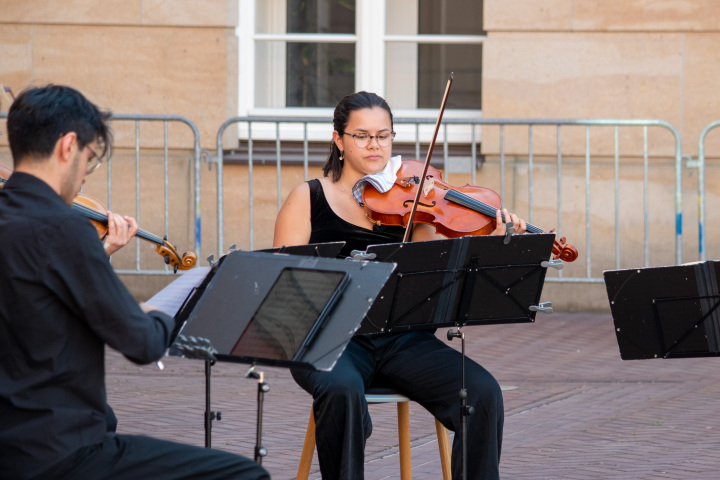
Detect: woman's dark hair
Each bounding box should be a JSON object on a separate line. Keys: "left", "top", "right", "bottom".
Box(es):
{"left": 7, "top": 84, "right": 112, "bottom": 168}
{"left": 323, "top": 91, "right": 393, "bottom": 181}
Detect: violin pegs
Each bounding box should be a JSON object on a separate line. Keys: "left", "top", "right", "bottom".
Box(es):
{"left": 164, "top": 255, "right": 170, "bottom": 265}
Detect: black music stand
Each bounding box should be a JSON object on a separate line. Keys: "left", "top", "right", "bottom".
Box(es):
{"left": 351, "top": 232, "right": 557, "bottom": 480}
{"left": 168, "top": 250, "right": 395, "bottom": 462}
{"left": 604, "top": 261, "right": 720, "bottom": 360}
{"left": 257, "top": 241, "right": 345, "bottom": 258}
{"left": 357, "top": 233, "right": 558, "bottom": 334}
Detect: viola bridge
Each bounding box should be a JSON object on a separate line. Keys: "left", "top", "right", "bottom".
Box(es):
{"left": 422, "top": 177, "right": 435, "bottom": 197}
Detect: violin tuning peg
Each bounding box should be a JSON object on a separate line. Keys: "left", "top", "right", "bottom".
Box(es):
{"left": 164, "top": 255, "right": 170, "bottom": 265}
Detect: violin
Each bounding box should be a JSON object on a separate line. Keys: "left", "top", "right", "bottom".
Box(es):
{"left": 363, "top": 159, "right": 499, "bottom": 237}
{"left": 362, "top": 159, "right": 579, "bottom": 262}
{"left": 360, "top": 72, "right": 577, "bottom": 262}
{"left": 1, "top": 163, "right": 197, "bottom": 272}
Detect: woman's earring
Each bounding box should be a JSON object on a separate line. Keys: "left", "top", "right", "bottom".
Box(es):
{"left": 339, "top": 152, "right": 344, "bottom": 161}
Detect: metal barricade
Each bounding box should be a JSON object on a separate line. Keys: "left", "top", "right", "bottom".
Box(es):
{"left": 696, "top": 120, "right": 720, "bottom": 262}
{"left": 107, "top": 114, "right": 202, "bottom": 275}
{"left": 1, "top": 112, "right": 686, "bottom": 283}
{"left": 215, "top": 116, "right": 329, "bottom": 255}
{"left": 0, "top": 112, "right": 202, "bottom": 276}
{"left": 215, "top": 117, "right": 683, "bottom": 284}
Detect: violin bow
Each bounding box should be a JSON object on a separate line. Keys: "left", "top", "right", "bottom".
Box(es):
{"left": 401, "top": 72, "right": 454, "bottom": 243}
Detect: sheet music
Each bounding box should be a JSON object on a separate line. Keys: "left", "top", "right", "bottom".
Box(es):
{"left": 146, "top": 267, "right": 211, "bottom": 316}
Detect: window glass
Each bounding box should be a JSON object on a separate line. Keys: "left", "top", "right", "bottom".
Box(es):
{"left": 416, "top": 0, "right": 484, "bottom": 109}
{"left": 386, "top": 0, "right": 418, "bottom": 35}
{"left": 418, "top": 44, "right": 482, "bottom": 109}
{"left": 283, "top": 0, "right": 356, "bottom": 107}
{"left": 418, "top": 0, "right": 484, "bottom": 35}
{"left": 286, "top": 43, "right": 355, "bottom": 107}
{"left": 287, "top": 0, "right": 355, "bottom": 34}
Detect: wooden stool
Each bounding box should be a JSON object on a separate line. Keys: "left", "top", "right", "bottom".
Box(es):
{"left": 296, "top": 387, "right": 452, "bottom": 480}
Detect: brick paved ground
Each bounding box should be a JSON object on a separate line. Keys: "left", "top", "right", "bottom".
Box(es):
{"left": 106, "top": 312, "right": 720, "bottom": 479}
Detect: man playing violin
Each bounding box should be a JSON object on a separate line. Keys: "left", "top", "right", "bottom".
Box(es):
{"left": 0, "top": 85, "right": 268, "bottom": 480}
{"left": 274, "top": 91, "right": 527, "bottom": 480}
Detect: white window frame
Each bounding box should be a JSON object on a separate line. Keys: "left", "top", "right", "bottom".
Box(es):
{"left": 236, "top": 0, "right": 485, "bottom": 142}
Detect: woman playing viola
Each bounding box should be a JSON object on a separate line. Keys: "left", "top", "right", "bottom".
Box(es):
{"left": 274, "top": 91, "right": 527, "bottom": 480}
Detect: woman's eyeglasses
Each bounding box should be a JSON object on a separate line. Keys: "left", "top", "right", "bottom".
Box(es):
{"left": 342, "top": 131, "right": 396, "bottom": 148}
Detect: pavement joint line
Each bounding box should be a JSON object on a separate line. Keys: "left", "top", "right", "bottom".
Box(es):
{"left": 104, "top": 313, "right": 720, "bottom": 479}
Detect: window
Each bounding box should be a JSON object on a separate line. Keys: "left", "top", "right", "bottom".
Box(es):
{"left": 250, "top": 0, "right": 357, "bottom": 111}
{"left": 285, "top": 0, "right": 355, "bottom": 107}
{"left": 240, "top": 0, "right": 485, "bottom": 115}
{"left": 387, "top": 0, "right": 484, "bottom": 110}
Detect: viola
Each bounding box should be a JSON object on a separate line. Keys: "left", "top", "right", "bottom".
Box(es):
{"left": 1, "top": 163, "right": 197, "bottom": 272}
{"left": 362, "top": 159, "right": 579, "bottom": 262}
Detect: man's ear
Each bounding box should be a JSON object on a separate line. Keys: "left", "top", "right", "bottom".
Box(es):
{"left": 57, "top": 132, "right": 77, "bottom": 164}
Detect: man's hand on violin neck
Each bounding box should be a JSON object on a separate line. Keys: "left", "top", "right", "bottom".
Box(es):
{"left": 103, "top": 212, "right": 139, "bottom": 256}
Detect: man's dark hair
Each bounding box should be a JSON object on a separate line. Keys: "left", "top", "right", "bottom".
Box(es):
{"left": 323, "top": 91, "right": 394, "bottom": 181}
{"left": 7, "top": 85, "right": 112, "bottom": 167}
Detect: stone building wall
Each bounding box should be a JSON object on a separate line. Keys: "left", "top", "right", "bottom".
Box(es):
{"left": 2, "top": 0, "right": 719, "bottom": 310}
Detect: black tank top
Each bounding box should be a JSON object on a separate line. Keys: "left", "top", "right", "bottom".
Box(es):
{"left": 308, "top": 179, "right": 404, "bottom": 258}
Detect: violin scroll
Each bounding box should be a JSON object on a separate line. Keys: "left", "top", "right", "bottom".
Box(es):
{"left": 155, "top": 239, "right": 197, "bottom": 273}
{"left": 550, "top": 230, "right": 578, "bottom": 262}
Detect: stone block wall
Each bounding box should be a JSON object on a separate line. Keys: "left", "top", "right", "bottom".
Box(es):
{"left": 0, "top": 0, "right": 238, "bottom": 149}
{"left": 483, "top": 0, "right": 720, "bottom": 157}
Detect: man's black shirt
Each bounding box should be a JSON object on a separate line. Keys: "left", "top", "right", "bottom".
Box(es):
{"left": 0, "top": 172, "right": 175, "bottom": 479}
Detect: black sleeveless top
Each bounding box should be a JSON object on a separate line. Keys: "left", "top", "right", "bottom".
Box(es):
{"left": 308, "top": 179, "right": 405, "bottom": 258}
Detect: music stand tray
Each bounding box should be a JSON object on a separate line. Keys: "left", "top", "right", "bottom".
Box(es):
{"left": 173, "top": 250, "right": 396, "bottom": 371}
{"left": 356, "top": 233, "right": 557, "bottom": 334}
{"left": 257, "top": 241, "right": 345, "bottom": 258}
{"left": 604, "top": 261, "right": 720, "bottom": 360}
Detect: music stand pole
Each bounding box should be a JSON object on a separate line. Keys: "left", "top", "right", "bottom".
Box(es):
{"left": 247, "top": 366, "right": 269, "bottom": 464}
{"left": 448, "top": 327, "right": 474, "bottom": 480}
{"left": 204, "top": 359, "right": 222, "bottom": 448}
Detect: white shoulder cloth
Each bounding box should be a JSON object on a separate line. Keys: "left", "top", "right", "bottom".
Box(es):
{"left": 351, "top": 155, "right": 402, "bottom": 206}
